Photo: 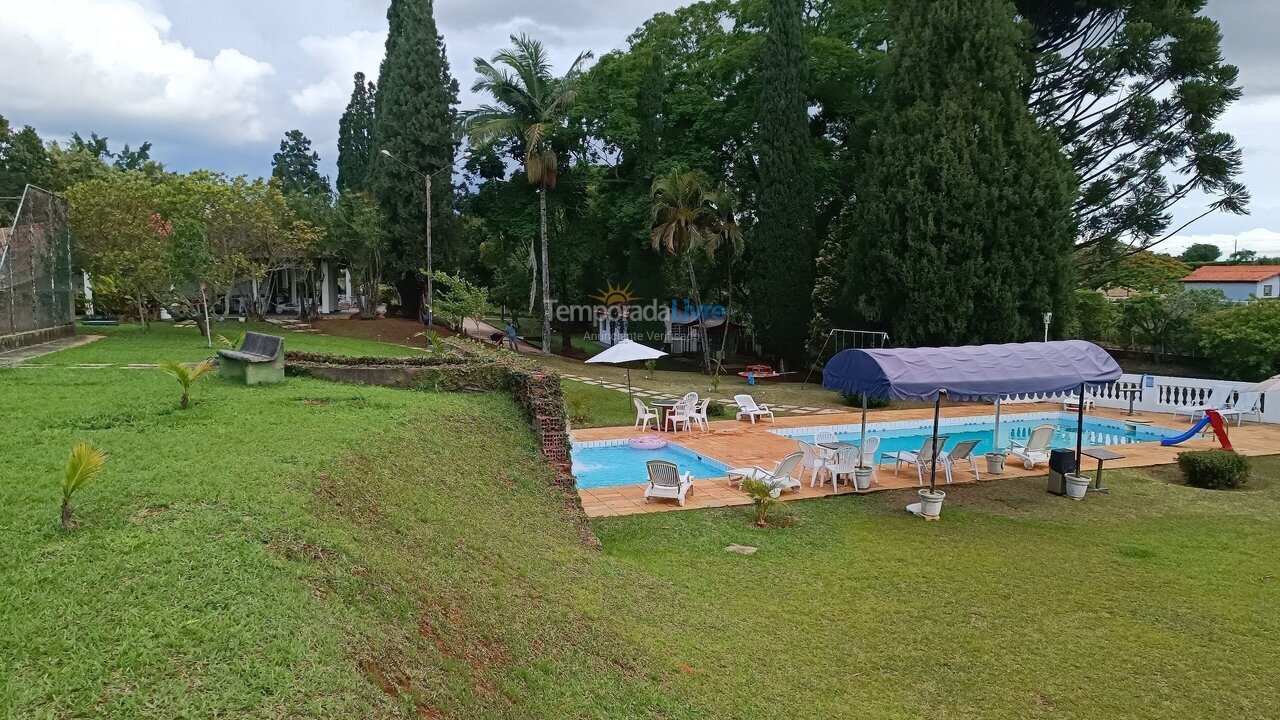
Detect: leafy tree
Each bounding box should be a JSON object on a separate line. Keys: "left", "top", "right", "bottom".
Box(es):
{"left": 114, "top": 142, "right": 154, "bottom": 171}
{"left": 1181, "top": 242, "right": 1222, "bottom": 263}
{"left": 650, "top": 169, "right": 742, "bottom": 372}
{"left": 337, "top": 72, "right": 377, "bottom": 193}
{"left": 1198, "top": 300, "right": 1280, "bottom": 381}
{"left": 329, "top": 192, "right": 387, "bottom": 319}
{"left": 0, "top": 120, "right": 52, "bottom": 217}
{"left": 1228, "top": 249, "right": 1257, "bottom": 263}
{"left": 752, "top": 0, "right": 818, "bottom": 362}
{"left": 1120, "top": 289, "right": 1223, "bottom": 361}
{"left": 463, "top": 34, "right": 593, "bottom": 355}
{"left": 371, "top": 0, "right": 459, "bottom": 317}
{"left": 1020, "top": 0, "right": 1247, "bottom": 258}
{"left": 1070, "top": 289, "right": 1120, "bottom": 343}
{"left": 271, "top": 129, "right": 330, "bottom": 201}
{"left": 428, "top": 270, "right": 493, "bottom": 336}
{"left": 1095, "top": 250, "right": 1191, "bottom": 293}
{"left": 168, "top": 219, "right": 216, "bottom": 342}
{"left": 66, "top": 172, "right": 173, "bottom": 329}
{"left": 844, "top": 0, "right": 1077, "bottom": 346}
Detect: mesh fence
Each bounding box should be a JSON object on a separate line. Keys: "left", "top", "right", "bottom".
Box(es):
{"left": 0, "top": 185, "right": 74, "bottom": 337}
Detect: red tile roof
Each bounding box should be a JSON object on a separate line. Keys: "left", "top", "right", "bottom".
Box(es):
{"left": 1181, "top": 265, "right": 1280, "bottom": 283}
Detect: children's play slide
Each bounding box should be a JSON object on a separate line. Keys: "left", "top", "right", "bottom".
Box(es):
{"left": 1161, "top": 409, "right": 1233, "bottom": 451}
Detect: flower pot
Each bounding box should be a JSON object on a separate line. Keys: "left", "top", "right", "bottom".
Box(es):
{"left": 985, "top": 452, "right": 1006, "bottom": 475}
{"left": 1064, "top": 473, "right": 1091, "bottom": 500}
{"left": 853, "top": 466, "right": 874, "bottom": 491}
{"left": 917, "top": 488, "right": 946, "bottom": 518}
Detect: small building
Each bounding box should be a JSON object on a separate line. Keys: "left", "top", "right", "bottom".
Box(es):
{"left": 1180, "top": 265, "right": 1280, "bottom": 302}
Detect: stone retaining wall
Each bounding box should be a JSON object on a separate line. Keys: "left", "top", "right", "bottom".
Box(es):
{"left": 0, "top": 324, "right": 75, "bottom": 353}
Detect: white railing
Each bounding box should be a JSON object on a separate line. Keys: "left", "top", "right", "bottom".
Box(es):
{"left": 1084, "top": 373, "right": 1276, "bottom": 424}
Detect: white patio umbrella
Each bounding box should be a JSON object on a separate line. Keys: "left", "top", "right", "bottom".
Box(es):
{"left": 585, "top": 339, "right": 668, "bottom": 403}
{"left": 1243, "top": 374, "right": 1280, "bottom": 393}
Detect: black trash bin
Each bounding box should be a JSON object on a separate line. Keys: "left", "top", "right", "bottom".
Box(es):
{"left": 1047, "top": 448, "right": 1078, "bottom": 495}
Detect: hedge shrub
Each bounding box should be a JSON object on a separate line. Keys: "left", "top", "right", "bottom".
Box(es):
{"left": 1177, "top": 450, "right": 1250, "bottom": 489}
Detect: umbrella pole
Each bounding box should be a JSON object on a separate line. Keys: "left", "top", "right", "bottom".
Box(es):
{"left": 993, "top": 397, "right": 1002, "bottom": 453}
{"left": 626, "top": 367, "right": 633, "bottom": 405}
{"left": 859, "top": 394, "right": 868, "bottom": 465}
{"left": 929, "top": 393, "right": 941, "bottom": 493}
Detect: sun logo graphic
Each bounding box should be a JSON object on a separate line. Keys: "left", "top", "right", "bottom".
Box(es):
{"left": 588, "top": 281, "right": 639, "bottom": 307}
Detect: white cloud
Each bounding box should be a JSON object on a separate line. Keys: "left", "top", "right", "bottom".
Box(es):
{"left": 0, "top": 0, "right": 274, "bottom": 143}
{"left": 1165, "top": 228, "right": 1280, "bottom": 256}
{"left": 290, "top": 30, "right": 385, "bottom": 116}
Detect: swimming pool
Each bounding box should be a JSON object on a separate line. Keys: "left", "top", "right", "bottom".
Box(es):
{"left": 572, "top": 440, "right": 729, "bottom": 489}
{"left": 775, "top": 411, "right": 1176, "bottom": 462}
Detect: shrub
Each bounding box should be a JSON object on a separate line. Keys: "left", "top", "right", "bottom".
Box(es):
{"left": 61, "top": 442, "right": 108, "bottom": 529}
{"left": 707, "top": 400, "right": 726, "bottom": 418}
{"left": 741, "top": 477, "right": 779, "bottom": 527}
{"left": 1197, "top": 299, "right": 1280, "bottom": 381}
{"left": 840, "top": 391, "right": 891, "bottom": 409}
{"left": 1177, "top": 450, "right": 1250, "bottom": 489}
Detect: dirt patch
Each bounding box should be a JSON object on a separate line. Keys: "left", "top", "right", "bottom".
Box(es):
{"left": 357, "top": 652, "right": 444, "bottom": 718}
{"left": 266, "top": 533, "right": 341, "bottom": 563}
{"left": 311, "top": 316, "right": 445, "bottom": 347}
{"left": 312, "top": 469, "right": 383, "bottom": 526}
{"left": 418, "top": 599, "right": 511, "bottom": 695}
{"left": 130, "top": 505, "right": 170, "bottom": 523}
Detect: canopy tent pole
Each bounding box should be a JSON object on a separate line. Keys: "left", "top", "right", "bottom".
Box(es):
{"left": 1075, "top": 381, "right": 1085, "bottom": 471}
{"left": 928, "top": 392, "right": 941, "bottom": 493}
{"left": 993, "top": 397, "right": 1002, "bottom": 453}
{"left": 859, "top": 394, "right": 868, "bottom": 464}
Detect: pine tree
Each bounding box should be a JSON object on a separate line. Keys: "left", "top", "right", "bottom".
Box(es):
{"left": 371, "top": 0, "right": 459, "bottom": 317}
{"left": 271, "top": 130, "right": 330, "bottom": 199}
{"left": 844, "top": 0, "right": 1077, "bottom": 347}
{"left": 751, "top": 0, "right": 818, "bottom": 363}
{"left": 336, "top": 72, "right": 377, "bottom": 193}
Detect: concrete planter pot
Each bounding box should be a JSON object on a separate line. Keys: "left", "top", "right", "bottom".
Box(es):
{"left": 853, "top": 466, "right": 875, "bottom": 491}
{"left": 918, "top": 489, "right": 946, "bottom": 518}
{"left": 985, "top": 452, "right": 1007, "bottom": 475}
{"left": 1064, "top": 473, "right": 1091, "bottom": 500}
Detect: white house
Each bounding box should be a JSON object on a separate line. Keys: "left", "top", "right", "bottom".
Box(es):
{"left": 1180, "top": 265, "right": 1280, "bottom": 302}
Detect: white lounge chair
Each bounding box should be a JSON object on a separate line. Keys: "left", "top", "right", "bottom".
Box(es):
{"left": 644, "top": 460, "right": 693, "bottom": 506}
{"left": 883, "top": 435, "right": 951, "bottom": 486}
{"left": 665, "top": 399, "right": 694, "bottom": 433}
{"left": 1170, "top": 386, "right": 1227, "bottom": 421}
{"left": 691, "top": 398, "right": 712, "bottom": 431}
{"left": 727, "top": 451, "right": 803, "bottom": 497}
{"left": 938, "top": 439, "right": 982, "bottom": 483}
{"left": 1062, "top": 396, "right": 1095, "bottom": 412}
{"left": 1010, "top": 424, "right": 1055, "bottom": 469}
{"left": 633, "top": 397, "right": 658, "bottom": 431}
{"left": 1219, "top": 391, "right": 1262, "bottom": 426}
{"left": 734, "top": 394, "right": 775, "bottom": 424}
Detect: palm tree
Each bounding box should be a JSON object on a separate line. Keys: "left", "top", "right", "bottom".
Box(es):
{"left": 61, "top": 442, "right": 108, "bottom": 529}
{"left": 649, "top": 170, "right": 743, "bottom": 372}
{"left": 159, "top": 359, "right": 216, "bottom": 408}
{"left": 463, "top": 34, "right": 593, "bottom": 356}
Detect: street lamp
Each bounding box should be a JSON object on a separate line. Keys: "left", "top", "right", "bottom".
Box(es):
{"left": 1042, "top": 311, "right": 1053, "bottom": 342}
{"left": 379, "top": 149, "right": 451, "bottom": 329}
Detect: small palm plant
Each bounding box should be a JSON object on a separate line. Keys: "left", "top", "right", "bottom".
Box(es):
{"left": 159, "top": 359, "right": 216, "bottom": 408}
{"left": 215, "top": 332, "right": 245, "bottom": 349}
{"left": 61, "top": 442, "right": 108, "bottom": 529}
{"left": 741, "top": 477, "right": 779, "bottom": 527}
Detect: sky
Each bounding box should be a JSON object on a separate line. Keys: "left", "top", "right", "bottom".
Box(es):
{"left": 1, "top": 0, "right": 1277, "bottom": 257}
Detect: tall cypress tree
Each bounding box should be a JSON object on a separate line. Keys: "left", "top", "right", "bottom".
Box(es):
{"left": 750, "top": 0, "right": 817, "bottom": 363}
{"left": 844, "top": 0, "right": 1077, "bottom": 347}
{"left": 336, "top": 72, "right": 376, "bottom": 193}
{"left": 371, "top": 0, "right": 459, "bottom": 315}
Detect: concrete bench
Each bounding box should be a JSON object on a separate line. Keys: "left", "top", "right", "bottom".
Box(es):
{"left": 217, "top": 331, "right": 284, "bottom": 385}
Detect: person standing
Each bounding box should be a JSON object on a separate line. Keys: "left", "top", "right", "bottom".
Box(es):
{"left": 505, "top": 321, "right": 520, "bottom": 352}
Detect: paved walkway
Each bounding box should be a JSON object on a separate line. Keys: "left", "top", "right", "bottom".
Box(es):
{"left": 0, "top": 334, "right": 103, "bottom": 367}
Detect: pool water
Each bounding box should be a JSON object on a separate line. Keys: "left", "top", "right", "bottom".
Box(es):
{"left": 785, "top": 415, "right": 1174, "bottom": 463}
{"left": 573, "top": 442, "right": 728, "bottom": 489}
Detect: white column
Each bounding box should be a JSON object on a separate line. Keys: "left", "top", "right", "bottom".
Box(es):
{"left": 82, "top": 271, "right": 94, "bottom": 316}
{"left": 320, "top": 261, "right": 335, "bottom": 314}
{"left": 344, "top": 269, "right": 353, "bottom": 299}
{"left": 289, "top": 269, "right": 298, "bottom": 304}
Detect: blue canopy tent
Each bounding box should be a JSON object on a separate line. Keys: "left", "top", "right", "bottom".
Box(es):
{"left": 823, "top": 341, "right": 1123, "bottom": 493}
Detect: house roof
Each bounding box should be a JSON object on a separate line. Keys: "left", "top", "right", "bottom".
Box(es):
{"left": 1181, "top": 265, "right": 1280, "bottom": 283}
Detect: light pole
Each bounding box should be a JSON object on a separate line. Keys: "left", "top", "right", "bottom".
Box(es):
{"left": 1042, "top": 311, "right": 1053, "bottom": 342}
{"left": 380, "top": 149, "right": 451, "bottom": 330}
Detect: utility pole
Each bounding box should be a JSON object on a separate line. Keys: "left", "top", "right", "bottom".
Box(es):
{"left": 380, "top": 149, "right": 451, "bottom": 330}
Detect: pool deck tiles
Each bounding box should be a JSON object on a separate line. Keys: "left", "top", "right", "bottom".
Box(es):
{"left": 575, "top": 403, "right": 1280, "bottom": 518}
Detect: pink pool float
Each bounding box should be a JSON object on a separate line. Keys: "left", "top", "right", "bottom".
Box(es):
{"left": 628, "top": 434, "right": 669, "bottom": 450}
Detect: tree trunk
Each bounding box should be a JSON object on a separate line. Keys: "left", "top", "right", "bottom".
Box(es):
{"left": 60, "top": 500, "right": 75, "bottom": 530}
{"left": 687, "top": 256, "right": 711, "bottom": 373}
{"left": 135, "top": 289, "right": 149, "bottom": 331}
{"left": 199, "top": 284, "right": 212, "bottom": 346}
{"left": 539, "top": 186, "right": 552, "bottom": 356}
{"left": 717, "top": 259, "right": 734, "bottom": 371}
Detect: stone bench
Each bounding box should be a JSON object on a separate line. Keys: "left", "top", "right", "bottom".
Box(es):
{"left": 216, "top": 331, "right": 284, "bottom": 385}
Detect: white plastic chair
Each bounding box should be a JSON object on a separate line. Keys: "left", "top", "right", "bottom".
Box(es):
{"left": 1219, "top": 391, "right": 1262, "bottom": 426}
{"left": 633, "top": 397, "right": 658, "bottom": 431}
{"left": 883, "top": 435, "right": 951, "bottom": 486}
{"left": 691, "top": 398, "right": 712, "bottom": 431}
{"left": 858, "top": 436, "right": 881, "bottom": 483}
{"left": 798, "top": 441, "right": 827, "bottom": 486}
{"left": 1170, "top": 386, "right": 1227, "bottom": 421}
{"left": 665, "top": 399, "right": 694, "bottom": 433}
{"left": 823, "top": 446, "right": 861, "bottom": 491}
{"left": 733, "top": 394, "right": 775, "bottom": 424}
{"left": 726, "top": 452, "right": 803, "bottom": 496}
{"left": 644, "top": 460, "right": 693, "bottom": 506}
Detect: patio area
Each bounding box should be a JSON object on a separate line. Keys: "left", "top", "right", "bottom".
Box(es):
{"left": 574, "top": 403, "right": 1280, "bottom": 517}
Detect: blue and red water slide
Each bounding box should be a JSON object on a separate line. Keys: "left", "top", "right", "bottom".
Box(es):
{"left": 1160, "top": 409, "right": 1233, "bottom": 451}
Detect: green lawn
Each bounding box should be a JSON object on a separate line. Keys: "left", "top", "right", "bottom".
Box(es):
{"left": 3, "top": 328, "right": 1280, "bottom": 718}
